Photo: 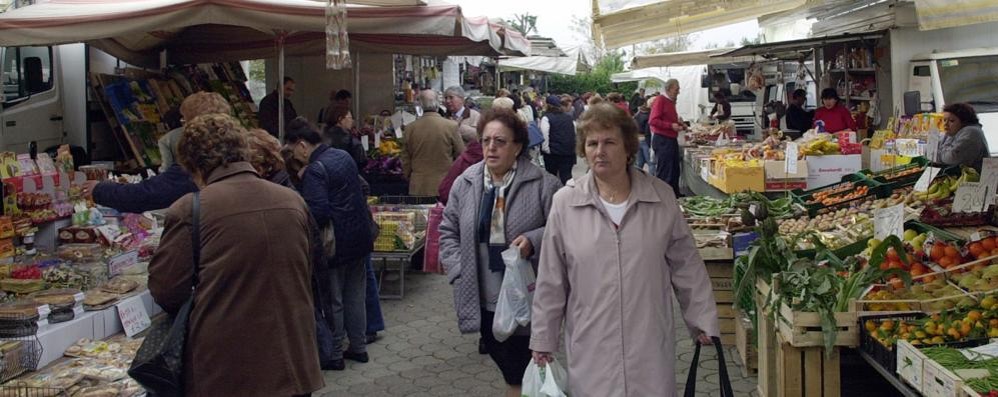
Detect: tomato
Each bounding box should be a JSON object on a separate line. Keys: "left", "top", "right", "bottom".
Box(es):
{"left": 887, "top": 248, "right": 900, "bottom": 262}
{"left": 938, "top": 256, "right": 955, "bottom": 269}
{"left": 982, "top": 237, "right": 997, "bottom": 252}
{"left": 970, "top": 243, "right": 986, "bottom": 259}
{"left": 910, "top": 268, "right": 925, "bottom": 277}
{"left": 931, "top": 244, "right": 946, "bottom": 261}
{"left": 911, "top": 262, "right": 928, "bottom": 273}
{"left": 888, "top": 277, "right": 904, "bottom": 290}
{"left": 944, "top": 245, "right": 960, "bottom": 259}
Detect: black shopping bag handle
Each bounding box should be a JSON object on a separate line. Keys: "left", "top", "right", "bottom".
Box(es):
{"left": 683, "top": 336, "right": 734, "bottom": 397}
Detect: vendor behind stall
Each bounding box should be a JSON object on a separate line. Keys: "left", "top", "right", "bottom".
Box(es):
{"left": 938, "top": 103, "right": 990, "bottom": 171}
{"left": 785, "top": 89, "right": 814, "bottom": 139}
{"left": 813, "top": 88, "right": 856, "bottom": 133}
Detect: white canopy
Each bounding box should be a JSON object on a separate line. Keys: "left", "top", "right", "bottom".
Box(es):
{"left": 0, "top": 0, "right": 528, "bottom": 67}
{"left": 498, "top": 47, "right": 587, "bottom": 76}
{"left": 611, "top": 65, "right": 708, "bottom": 121}
{"left": 593, "top": 0, "right": 805, "bottom": 49}
{"left": 631, "top": 48, "right": 759, "bottom": 69}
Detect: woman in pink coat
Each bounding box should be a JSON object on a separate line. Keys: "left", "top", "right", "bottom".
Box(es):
{"left": 530, "top": 103, "right": 719, "bottom": 397}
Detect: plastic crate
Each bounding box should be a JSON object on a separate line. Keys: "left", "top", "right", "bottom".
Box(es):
{"left": 858, "top": 312, "right": 987, "bottom": 377}
{"left": 793, "top": 179, "right": 891, "bottom": 217}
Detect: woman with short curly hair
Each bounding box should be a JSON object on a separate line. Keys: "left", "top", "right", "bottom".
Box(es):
{"left": 150, "top": 112, "right": 323, "bottom": 397}
{"left": 245, "top": 128, "right": 292, "bottom": 188}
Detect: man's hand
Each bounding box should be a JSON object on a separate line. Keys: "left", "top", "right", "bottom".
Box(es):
{"left": 511, "top": 235, "right": 533, "bottom": 259}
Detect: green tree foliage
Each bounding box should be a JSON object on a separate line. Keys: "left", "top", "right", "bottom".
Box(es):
{"left": 507, "top": 13, "right": 538, "bottom": 36}
{"left": 547, "top": 51, "right": 637, "bottom": 95}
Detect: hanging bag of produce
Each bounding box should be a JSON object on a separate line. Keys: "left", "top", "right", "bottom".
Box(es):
{"left": 683, "top": 336, "right": 734, "bottom": 397}
{"left": 128, "top": 192, "right": 202, "bottom": 397}
{"left": 493, "top": 247, "right": 535, "bottom": 342}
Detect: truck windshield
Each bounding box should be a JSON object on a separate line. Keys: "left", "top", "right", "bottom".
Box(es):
{"left": 937, "top": 55, "right": 998, "bottom": 113}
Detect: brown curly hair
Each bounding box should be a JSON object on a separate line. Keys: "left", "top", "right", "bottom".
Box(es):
{"left": 323, "top": 104, "right": 351, "bottom": 126}
{"left": 477, "top": 108, "right": 529, "bottom": 158}
{"left": 575, "top": 103, "right": 640, "bottom": 164}
{"left": 178, "top": 114, "right": 249, "bottom": 179}
{"left": 246, "top": 128, "right": 285, "bottom": 177}
{"left": 179, "top": 92, "right": 232, "bottom": 121}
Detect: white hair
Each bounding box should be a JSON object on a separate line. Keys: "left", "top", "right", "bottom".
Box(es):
{"left": 444, "top": 86, "right": 466, "bottom": 99}
{"left": 418, "top": 90, "right": 440, "bottom": 110}
{"left": 492, "top": 97, "right": 514, "bottom": 110}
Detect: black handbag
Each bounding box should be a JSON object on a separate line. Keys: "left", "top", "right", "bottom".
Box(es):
{"left": 683, "top": 336, "right": 734, "bottom": 397}
{"left": 128, "top": 192, "right": 201, "bottom": 397}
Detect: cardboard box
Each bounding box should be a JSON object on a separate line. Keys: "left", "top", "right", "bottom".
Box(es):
{"left": 806, "top": 154, "right": 862, "bottom": 189}
{"left": 764, "top": 160, "right": 808, "bottom": 191}
{"left": 712, "top": 164, "right": 765, "bottom": 193}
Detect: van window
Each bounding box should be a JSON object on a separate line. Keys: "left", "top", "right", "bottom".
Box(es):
{"left": 937, "top": 55, "right": 998, "bottom": 113}
{"left": 913, "top": 65, "right": 931, "bottom": 77}
{"left": 1, "top": 46, "right": 53, "bottom": 105}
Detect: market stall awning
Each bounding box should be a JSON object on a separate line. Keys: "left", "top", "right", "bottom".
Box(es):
{"left": 630, "top": 48, "right": 758, "bottom": 69}
{"left": 716, "top": 31, "right": 886, "bottom": 59}
{"left": 0, "top": 0, "right": 527, "bottom": 67}
{"left": 913, "top": 0, "right": 998, "bottom": 31}
{"left": 592, "top": 0, "right": 805, "bottom": 49}
{"left": 499, "top": 47, "right": 588, "bottom": 76}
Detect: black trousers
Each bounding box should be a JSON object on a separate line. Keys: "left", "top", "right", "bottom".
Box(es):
{"left": 653, "top": 135, "right": 681, "bottom": 195}
{"left": 543, "top": 153, "right": 576, "bottom": 185}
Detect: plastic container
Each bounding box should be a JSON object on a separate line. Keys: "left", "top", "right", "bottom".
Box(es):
{"left": 859, "top": 312, "right": 988, "bottom": 376}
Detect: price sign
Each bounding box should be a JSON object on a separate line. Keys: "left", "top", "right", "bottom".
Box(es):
{"left": 785, "top": 143, "right": 799, "bottom": 175}
{"left": 108, "top": 250, "right": 139, "bottom": 277}
{"left": 394, "top": 126, "right": 403, "bottom": 139}
{"left": 981, "top": 158, "right": 998, "bottom": 206}
{"left": 361, "top": 135, "right": 370, "bottom": 152}
{"left": 374, "top": 133, "right": 381, "bottom": 149}
{"left": 953, "top": 182, "right": 990, "bottom": 213}
{"left": 914, "top": 167, "right": 942, "bottom": 192}
{"left": 117, "top": 295, "right": 151, "bottom": 338}
{"left": 926, "top": 132, "right": 940, "bottom": 162}
{"left": 73, "top": 292, "right": 85, "bottom": 304}
{"left": 895, "top": 138, "right": 921, "bottom": 157}
{"left": 700, "top": 159, "right": 710, "bottom": 181}
{"left": 874, "top": 204, "right": 905, "bottom": 240}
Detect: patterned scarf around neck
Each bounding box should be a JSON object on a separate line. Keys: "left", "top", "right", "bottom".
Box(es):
{"left": 479, "top": 164, "right": 517, "bottom": 272}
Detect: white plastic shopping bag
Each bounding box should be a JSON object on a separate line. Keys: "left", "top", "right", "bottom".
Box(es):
{"left": 521, "top": 359, "right": 568, "bottom": 397}
{"left": 492, "top": 247, "right": 536, "bottom": 342}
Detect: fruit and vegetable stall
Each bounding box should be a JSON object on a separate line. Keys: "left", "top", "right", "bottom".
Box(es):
{"left": 683, "top": 155, "right": 998, "bottom": 397}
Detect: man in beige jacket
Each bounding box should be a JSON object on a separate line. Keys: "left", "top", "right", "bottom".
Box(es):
{"left": 444, "top": 85, "right": 481, "bottom": 139}
{"left": 401, "top": 90, "right": 465, "bottom": 196}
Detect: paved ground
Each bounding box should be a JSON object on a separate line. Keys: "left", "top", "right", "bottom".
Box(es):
{"left": 314, "top": 271, "right": 759, "bottom": 396}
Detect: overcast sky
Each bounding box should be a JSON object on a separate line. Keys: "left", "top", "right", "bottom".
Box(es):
{"left": 453, "top": 0, "right": 761, "bottom": 54}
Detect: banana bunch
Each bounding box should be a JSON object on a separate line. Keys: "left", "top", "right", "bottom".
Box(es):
{"left": 914, "top": 166, "right": 981, "bottom": 201}
{"left": 800, "top": 139, "right": 841, "bottom": 156}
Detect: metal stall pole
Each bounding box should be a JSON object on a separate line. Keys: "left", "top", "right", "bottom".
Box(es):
{"left": 277, "top": 34, "right": 286, "bottom": 142}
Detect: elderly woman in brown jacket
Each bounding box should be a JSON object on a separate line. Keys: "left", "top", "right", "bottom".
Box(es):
{"left": 530, "top": 104, "right": 719, "bottom": 397}
{"left": 149, "top": 114, "right": 323, "bottom": 397}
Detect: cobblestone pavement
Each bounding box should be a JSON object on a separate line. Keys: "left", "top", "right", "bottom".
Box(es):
{"left": 314, "top": 271, "right": 759, "bottom": 396}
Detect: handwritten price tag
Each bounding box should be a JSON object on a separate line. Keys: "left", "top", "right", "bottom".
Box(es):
{"left": 926, "top": 131, "right": 940, "bottom": 162}
{"left": 361, "top": 135, "right": 370, "bottom": 152}
{"left": 953, "top": 182, "right": 989, "bottom": 213}
{"left": 914, "top": 167, "right": 942, "bottom": 193}
{"left": 117, "top": 295, "right": 151, "bottom": 338}
{"left": 785, "top": 143, "right": 799, "bottom": 175}
{"left": 981, "top": 158, "right": 998, "bottom": 206}
{"left": 874, "top": 204, "right": 904, "bottom": 240}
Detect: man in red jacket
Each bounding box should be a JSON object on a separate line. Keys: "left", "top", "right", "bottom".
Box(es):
{"left": 649, "top": 78, "right": 686, "bottom": 195}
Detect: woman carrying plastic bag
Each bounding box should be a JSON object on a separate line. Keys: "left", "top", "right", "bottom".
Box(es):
{"left": 522, "top": 358, "right": 568, "bottom": 397}
{"left": 493, "top": 247, "right": 536, "bottom": 342}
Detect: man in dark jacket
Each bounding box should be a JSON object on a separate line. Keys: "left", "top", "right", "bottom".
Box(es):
{"left": 785, "top": 88, "right": 814, "bottom": 139}
{"left": 629, "top": 88, "right": 645, "bottom": 114}
{"left": 258, "top": 76, "right": 298, "bottom": 139}
{"left": 83, "top": 164, "right": 198, "bottom": 213}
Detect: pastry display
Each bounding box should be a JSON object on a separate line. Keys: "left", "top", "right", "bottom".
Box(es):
{"left": 99, "top": 278, "right": 138, "bottom": 295}
{"left": 82, "top": 291, "right": 116, "bottom": 311}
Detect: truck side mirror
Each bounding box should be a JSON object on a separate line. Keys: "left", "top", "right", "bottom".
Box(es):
{"left": 903, "top": 91, "right": 921, "bottom": 116}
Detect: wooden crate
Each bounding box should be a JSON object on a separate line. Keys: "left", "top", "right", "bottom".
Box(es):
{"left": 757, "top": 288, "right": 779, "bottom": 397}
{"left": 896, "top": 340, "right": 926, "bottom": 394}
{"left": 705, "top": 260, "right": 734, "bottom": 277}
{"left": 923, "top": 357, "right": 963, "bottom": 397}
{"left": 714, "top": 290, "right": 736, "bottom": 303}
{"left": 712, "top": 277, "right": 734, "bottom": 292}
{"left": 700, "top": 246, "right": 734, "bottom": 261}
{"left": 719, "top": 333, "right": 736, "bottom": 345}
{"left": 735, "top": 311, "right": 759, "bottom": 376}
{"left": 775, "top": 333, "right": 841, "bottom": 397}
{"left": 719, "top": 317, "right": 736, "bottom": 334}
{"left": 759, "top": 279, "right": 859, "bottom": 348}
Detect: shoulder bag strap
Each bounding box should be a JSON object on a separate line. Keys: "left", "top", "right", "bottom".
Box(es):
{"left": 191, "top": 191, "right": 201, "bottom": 287}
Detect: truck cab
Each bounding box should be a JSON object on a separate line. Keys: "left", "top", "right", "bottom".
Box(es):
{"left": 1, "top": 45, "right": 65, "bottom": 153}
{"left": 908, "top": 48, "right": 998, "bottom": 155}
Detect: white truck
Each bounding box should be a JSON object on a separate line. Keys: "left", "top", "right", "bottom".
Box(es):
{"left": 1, "top": 44, "right": 88, "bottom": 156}
{"left": 906, "top": 47, "right": 998, "bottom": 155}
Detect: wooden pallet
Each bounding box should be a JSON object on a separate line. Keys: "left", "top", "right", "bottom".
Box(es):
{"left": 775, "top": 333, "right": 841, "bottom": 397}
